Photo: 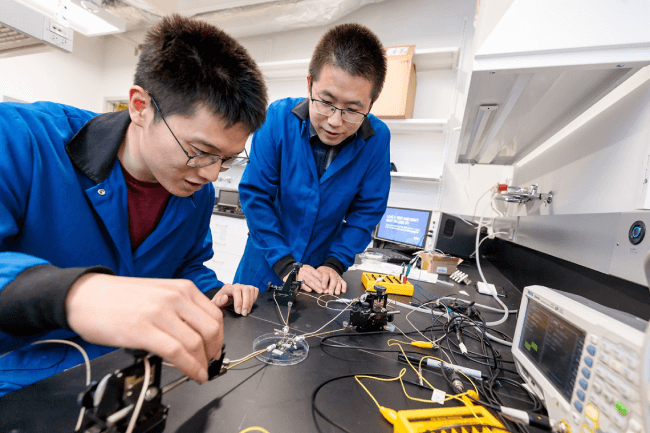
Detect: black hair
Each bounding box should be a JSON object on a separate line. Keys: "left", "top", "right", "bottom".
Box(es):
{"left": 309, "top": 23, "right": 387, "bottom": 102}
{"left": 134, "top": 14, "right": 268, "bottom": 133}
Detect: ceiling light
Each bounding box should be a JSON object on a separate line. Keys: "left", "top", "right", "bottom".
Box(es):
{"left": 14, "top": 0, "right": 126, "bottom": 36}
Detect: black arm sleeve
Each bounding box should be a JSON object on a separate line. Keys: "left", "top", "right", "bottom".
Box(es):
{"left": 273, "top": 253, "right": 297, "bottom": 281}
{"left": 0, "top": 264, "right": 115, "bottom": 336}
{"left": 320, "top": 256, "right": 345, "bottom": 276}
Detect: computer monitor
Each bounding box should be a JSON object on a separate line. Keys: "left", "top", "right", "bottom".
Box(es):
{"left": 374, "top": 206, "right": 431, "bottom": 249}
{"left": 218, "top": 189, "right": 240, "bottom": 209}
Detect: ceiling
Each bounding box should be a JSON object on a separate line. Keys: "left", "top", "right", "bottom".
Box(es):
{"left": 104, "top": 0, "right": 385, "bottom": 39}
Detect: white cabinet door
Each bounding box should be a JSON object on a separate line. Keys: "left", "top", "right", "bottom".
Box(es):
{"left": 206, "top": 215, "right": 249, "bottom": 284}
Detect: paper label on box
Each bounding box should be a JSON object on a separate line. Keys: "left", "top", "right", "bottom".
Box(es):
{"left": 386, "top": 47, "right": 409, "bottom": 56}
{"left": 431, "top": 388, "right": 446, "bottom": 404}
{"left": 436, "top": 266, "right": 448, "bottom": 274}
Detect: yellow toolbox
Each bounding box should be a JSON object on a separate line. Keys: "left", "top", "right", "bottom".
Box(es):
{"left": 362, "top": 272, "right": 414, "bottom": 296}
{"left": 393, "top": 392, "right": 508, "bottom": 433}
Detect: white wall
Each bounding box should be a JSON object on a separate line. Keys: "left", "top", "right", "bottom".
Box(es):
{"left": 230, "top": 0, "right": 488, "bottom": 210}
{"left": 512, "top": 69, "right": 650, "bottom": 216}
{"left": 0, "top": 33, "right": 107, "bottom": 112}
{"left": 2, "top": 0, "right": 514, "bottom": 229}
{"left": 100, "top": 0, "right": 514, "bottom": 216}
{"left": 437, "top": 0, "right": 514, "bottom": 221}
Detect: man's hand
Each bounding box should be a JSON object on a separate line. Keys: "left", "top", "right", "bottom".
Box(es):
{"left": 66, "top": 273, "right": 223, "bottom": 385}
{"left": 211, "top": 283, "right": 259, "bottom": 316}
{"left": 317, "top": 266, "right": 347, "bottom": 295}
{"left": 284, "top": 264, "right": 325, "bottom": 294}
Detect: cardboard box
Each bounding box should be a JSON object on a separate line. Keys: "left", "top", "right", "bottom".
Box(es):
{"left": 418, "top": 252, "right": 463, "bottom": 275}
{"left": 371, "top": 45, "right": 417, "bottom": 119}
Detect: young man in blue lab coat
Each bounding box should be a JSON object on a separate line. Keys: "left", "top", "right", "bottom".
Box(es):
{"left": 0, "top": 15, "right": 267, "bottom": 397}
{"left": 234, "top": 24, "right": 390, "bottom": 296}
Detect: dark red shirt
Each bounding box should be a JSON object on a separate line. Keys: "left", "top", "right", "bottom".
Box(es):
{"left": 121, "top": 166, "right": 171, "bottom": 250}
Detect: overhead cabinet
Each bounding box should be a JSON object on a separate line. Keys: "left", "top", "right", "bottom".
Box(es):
{"left": 457, "top": 0, "right": 650, "bottom": 165}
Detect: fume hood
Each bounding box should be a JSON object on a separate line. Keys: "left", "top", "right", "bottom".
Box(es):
{"left": 457, "top": 0, "right": 650, "bottom": 165}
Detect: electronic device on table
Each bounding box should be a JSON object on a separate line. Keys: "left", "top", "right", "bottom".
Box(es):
{"left": 214, "top": 188, "right": 244, "bottom": 216}
{"left": 434, "top": 212, "right": 488, "bottom": 259}
{"left": 373, "top": 206, "right": 432, "bottom": 250}
{"left": 512, "top": 285, "right": 649, "bottom": 433}
{"left": 268, "top": 262, "right": 303, "bottom": 306}
{"left": 77, "top": 349, "right": 227, "bottom": 433}
{"left": 348, "top": 285, "right": 395, "bottom": 332}
{"left": 364, "top": 247, "right": 413, "bottom": 264}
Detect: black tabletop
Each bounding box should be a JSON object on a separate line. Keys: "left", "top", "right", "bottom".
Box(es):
{"left": 0, "top": 261, "right": 536, "bottom": 433}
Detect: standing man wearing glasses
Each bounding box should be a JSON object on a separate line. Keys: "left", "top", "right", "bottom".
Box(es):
{"left": 234, "top": 24, "right": 390, "bottom": 296}
{"left": 0, "top": 15, "right": 266, "bottom": 396}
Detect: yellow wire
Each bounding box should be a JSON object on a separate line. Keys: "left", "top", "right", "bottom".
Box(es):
{"left": 225, "top": 349, "right": 268, "bottom": 370}
{"left": 302, "top": 328, "right": 347, "bottom": 339}
{"left": 272, "top": 292, "right": 288, "bottom": 326}
{"left": 239, "top": 427, "right": 270, "bottom": 433}
{"left": 356, "top": 368, "right": 467, "bottom": 406}
{"left": 387, "top": 339, "right": 482, "bottom": 423}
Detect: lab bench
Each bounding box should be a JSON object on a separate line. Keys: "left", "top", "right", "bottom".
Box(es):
{"left": 0, "top": 260, "right": 546, "bottom": 433}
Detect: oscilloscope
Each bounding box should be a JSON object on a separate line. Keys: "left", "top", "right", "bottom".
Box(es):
{"left": 512, "top": 285, "right": 648, "bottom": 433}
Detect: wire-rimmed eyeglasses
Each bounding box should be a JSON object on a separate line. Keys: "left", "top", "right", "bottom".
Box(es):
{"left": 148, "top": 93, "right": 249, "bottom": 169}
{"left": 309, "top": 91, "right": 368, "bottom": 124}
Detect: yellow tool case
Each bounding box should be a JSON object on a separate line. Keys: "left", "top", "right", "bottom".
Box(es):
{"left": 361, "top": 272, "right": 414, "bottom": 296}
{"left": 393, "top": 392, "right": 508, "bottom": 433}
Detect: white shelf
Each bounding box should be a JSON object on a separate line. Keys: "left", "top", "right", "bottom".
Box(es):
{"left": 413, "top": 47, "right": 460, "bottom": 71}
{"left": 258, "top": 58, "right": 310, "bottom": 80}
{"left": 390, "top": 172, "right": 442, "bottom": 182}
{"left": 382, "top": 118, "right": 448, "bottom": 134}
{"left": 258, "top": 47, "right": 460, "bottom": 80}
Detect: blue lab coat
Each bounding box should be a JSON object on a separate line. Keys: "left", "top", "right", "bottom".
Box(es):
{"left": 0, "top": 102, "right": 220, "bottom": 396}
{"left": 233, "top": 98, "right": 391, "bottom": 289}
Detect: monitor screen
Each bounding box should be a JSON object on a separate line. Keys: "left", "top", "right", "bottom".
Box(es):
{"left": 374, "top": 207, "right": 431, "bottom": 248}
{"left": 218, "top": 189, "right": 239, "bottom": 208}
{"left": 518, "top": 298, "right": 586, "bottom": 403}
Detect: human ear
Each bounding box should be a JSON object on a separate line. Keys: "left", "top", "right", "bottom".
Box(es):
{"left": 128, "top": 86, "right": 148, "bottom": 127}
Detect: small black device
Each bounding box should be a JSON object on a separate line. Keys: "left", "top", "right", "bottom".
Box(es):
{"left": 434, "top": 212, "right": 488, "bottom": 259}
{"left": 268, "top": 262, "right": 303, "bottom": 306}
{"left": 348, "top": 286, "right": 393, "bottom": 332}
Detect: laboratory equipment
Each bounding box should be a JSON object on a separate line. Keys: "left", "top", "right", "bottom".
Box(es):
{"left": 76, "top": 349, "right": 227, "bottom": 433}
{"left": 252, "top": 333, "right": 309, "bottom": 366}
{"left": 512, "top": 285, "right": 648, "bottom": 433}
{"left": 362, "top": 272, "right": 414, "bottom": 296}
{"left": 374, "top": 206, "right": 432, "bottom": 249}
{"left": 348, "top": 286, "right": 395, "bottom": 332}
{"left": 268, "top": 262, "right": 303, "bottom": 306}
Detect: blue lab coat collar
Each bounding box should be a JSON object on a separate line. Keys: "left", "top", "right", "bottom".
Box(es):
{"left": 65, "top": 109, "right": 131, "bottom": 184}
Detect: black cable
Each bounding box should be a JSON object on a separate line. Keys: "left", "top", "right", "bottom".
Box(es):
{"left": 312, "top": 374, "right": 356, "bottom": 433}
{"left": 443, "top": 314, "right": 520, "bottom": 374}
{"left": 488, "top": 376, "right": 543, "bottom": 413}
{"left": 312, "top": 372, "right": 440, "bottom": 433}
{"left": 483, "top": 369, "right": 533, "bottom": 433}
{"left": 320, "top": 337, "right": 426, "bottom": 357}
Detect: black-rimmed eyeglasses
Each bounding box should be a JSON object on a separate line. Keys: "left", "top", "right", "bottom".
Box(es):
{"left": 148, "top": 93, "right": 249, "bottom": 169}
{"left": 309, "top": 91, "right": 368, "bottom": 124}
